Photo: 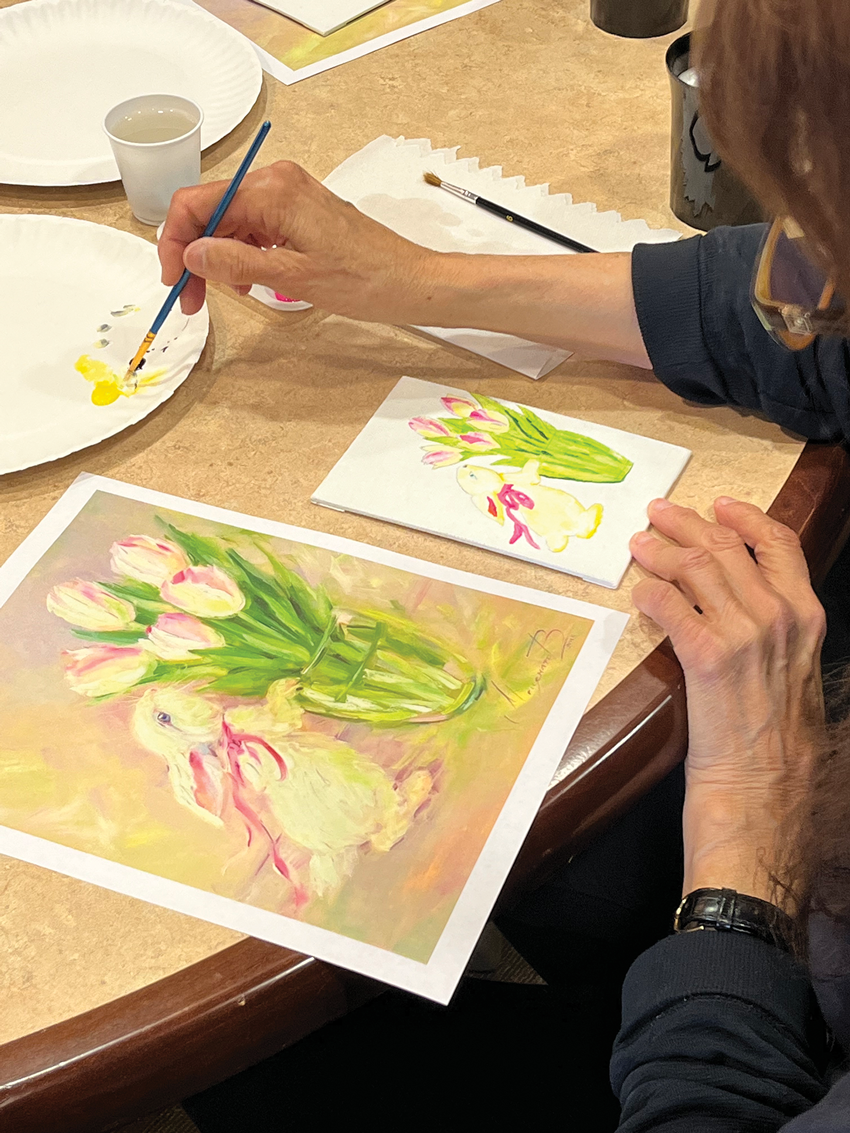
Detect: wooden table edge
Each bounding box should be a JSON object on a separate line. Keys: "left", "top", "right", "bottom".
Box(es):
{"left": 3, "top": 438, "right": 849, "bottom": 1133}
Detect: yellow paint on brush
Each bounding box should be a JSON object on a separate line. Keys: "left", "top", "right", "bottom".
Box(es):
{"left": 74, "top": 355, "right": 166, "bottom": 407}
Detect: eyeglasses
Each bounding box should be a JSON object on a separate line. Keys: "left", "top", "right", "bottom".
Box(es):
{"left": 752, "top": 218, "right": 849, "bottom": 350}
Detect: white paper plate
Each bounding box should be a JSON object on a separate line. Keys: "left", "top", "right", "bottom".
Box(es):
{"left": 0, "top": 215, "right": 209, "bottom": 474}
{"left": 0, "top": 0, "right": 262, "bottom": 186}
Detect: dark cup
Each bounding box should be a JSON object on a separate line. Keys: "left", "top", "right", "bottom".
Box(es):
{"left": 667, "top": 33, "right": 765, "bottom": 230}
{"left": 591, "top": 0, "right": 688, "bottom": 38}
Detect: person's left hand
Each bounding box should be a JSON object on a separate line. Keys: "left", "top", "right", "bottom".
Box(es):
{"left": 629, "top": 497, "right": 826, "bottom": 902}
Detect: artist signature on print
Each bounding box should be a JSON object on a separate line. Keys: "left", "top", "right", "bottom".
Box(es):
{"left": 525, "top": 626, "right": 581, "bottom": 694}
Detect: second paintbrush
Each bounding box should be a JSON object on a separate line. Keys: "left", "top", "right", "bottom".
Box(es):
{"left": 423, "top": 171, "right": 597, "bottom": 255}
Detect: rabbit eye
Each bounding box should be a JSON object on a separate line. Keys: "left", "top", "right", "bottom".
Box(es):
{"left": 156, "top": 712, "right": 172, "bottom": 725}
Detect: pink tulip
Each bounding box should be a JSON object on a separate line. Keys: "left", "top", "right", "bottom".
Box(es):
{"left": 62, "top": 643, "right": 155, "bottom": 698}
{"left": 110, "top": 536, "right": 189, "bottom": 587}
{"left": 47, "top": 579, "right": 136, "bottom": 631}
{"left": 408, "top": 416, "right": 451, "bottom": 438}
{"left": 146, "top": 613, "right": 225, "bottom": 661}
{"left": 440, "top": 396, "right": 477, "bottom": 418}
{"left": 458, "top": 432, "right": 498, "bottom": 451}
{"left": 468, "top": 407, "right": 509, "bottom": 433}
{"left": 421, "top": 446, "right": 463, "bottom": 468}
{"left": 161, "top": 565, "right": 245, "bottom": 618}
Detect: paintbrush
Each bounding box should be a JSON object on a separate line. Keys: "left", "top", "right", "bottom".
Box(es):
{"left": 123, "top": 119, "right": 272, "bottom": 388}
{"left": 423, "top": 171, "right": 597, "bottom": 255}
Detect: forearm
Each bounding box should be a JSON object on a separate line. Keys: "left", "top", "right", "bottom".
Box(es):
{"left": 404, "top": 250, "right": 652, "bottom": 368}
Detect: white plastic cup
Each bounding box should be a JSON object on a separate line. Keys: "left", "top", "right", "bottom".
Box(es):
{"left": 104, "top": 94, "right": 203, "bottom": 227}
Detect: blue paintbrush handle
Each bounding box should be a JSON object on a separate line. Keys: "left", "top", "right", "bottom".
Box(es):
{"left": 149, "top": 119, "right": 272, "bottom": 337}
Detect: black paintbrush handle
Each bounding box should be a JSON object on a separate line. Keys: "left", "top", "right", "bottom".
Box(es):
{"left": 474, "top": 195, "right": 597, "bottom": 254}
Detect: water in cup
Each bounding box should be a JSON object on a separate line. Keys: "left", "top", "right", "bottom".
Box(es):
{"left": 109, "top": 107, "right": 198, "bottom": 145}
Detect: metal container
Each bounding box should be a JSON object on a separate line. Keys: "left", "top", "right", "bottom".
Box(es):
{"left": 666, "top": 33, "right": 765, "bottom": 229}
{"left": 591, "top": 0, "right": 688, "bottom": 38}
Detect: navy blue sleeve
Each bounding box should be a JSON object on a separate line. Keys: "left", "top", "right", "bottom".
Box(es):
{"left": 631, "top": 227, "right": 850, "bottom": 443}
{"left": 610, "top": 932, "right": 831, "bottom": 1132}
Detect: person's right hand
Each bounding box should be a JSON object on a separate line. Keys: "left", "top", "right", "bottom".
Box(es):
{"left": 159, "top": 160, "right": 444, "bottom": 321}
{"left": 629, "top": 497, "right": 827, "bottom": 903}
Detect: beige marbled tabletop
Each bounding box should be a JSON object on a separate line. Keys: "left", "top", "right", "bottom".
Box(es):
{"left": 0, "top": 0, "right": 802, "bottom": 1043}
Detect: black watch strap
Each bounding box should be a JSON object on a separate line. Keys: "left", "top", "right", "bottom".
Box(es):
{"left": 674, "top": 888, "right": 793, "bottom": 953}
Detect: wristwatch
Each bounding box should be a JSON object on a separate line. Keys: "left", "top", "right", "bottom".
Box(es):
{"left": 674, "top": 887, "right": 793, "bottom": 953}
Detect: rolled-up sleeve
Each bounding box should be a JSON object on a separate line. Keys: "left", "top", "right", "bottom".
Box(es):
{"left": 632, "top": 226, "right": 850, "bottom": 442}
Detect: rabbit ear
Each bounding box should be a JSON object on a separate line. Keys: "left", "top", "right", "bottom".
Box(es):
{"left": 188, "top": 748, "right": 227, "bottom": 818}
{"left": 163, "top": 746, "right": 226, "bottom": 826}
{"left": 469, "top": 492, "right": 505, "bottom": 525}
{"left": 516, "top": 459, "right": 542, "bottom": 485}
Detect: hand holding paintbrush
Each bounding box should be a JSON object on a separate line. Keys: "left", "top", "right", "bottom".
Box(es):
{"left": 159, "top": 159, "right": 649, "bottom": 367}
{"left": 123, "top": 119, "right": 271, "bottom": 389}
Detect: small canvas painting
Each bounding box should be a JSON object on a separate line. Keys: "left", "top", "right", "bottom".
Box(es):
{"left": 0, "top": 475, "right": 626, "bottom": 1001}
{"left": 313, "top": 377, "right": 691, "bottom": 589}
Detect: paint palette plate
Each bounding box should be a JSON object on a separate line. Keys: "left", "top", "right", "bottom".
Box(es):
{"left": 0, "top": 0, "right": 262, "bottom": 186}
{"left": 0, "top": 214, "right": 209, "bottom": 474}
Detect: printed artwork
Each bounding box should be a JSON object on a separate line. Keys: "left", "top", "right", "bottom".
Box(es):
{"left": 313, "top": 377, "right": 692, "bottom": 588}
{"left": 192, "top": 0, "right": 499, "bottom": 81}
{"left": 0, "top": 477, "right": 625, "bottom": 1000}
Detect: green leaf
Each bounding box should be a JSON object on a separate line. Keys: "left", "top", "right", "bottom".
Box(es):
{"left": 204, "top": 670, "right": 281, "bottom": 697}
{"left": 336, "top": 621, "right": 383, "bottom": 700}
{"left": 100, "top": 580, "right": 161, "bottom": 602}
{"left": 518, "top": 405, "right": 554, "bottom": 440}
{"left": 266, "top": 556, "right": 333, "bottom": 635}
{"left": 156, "top": 520, "right": 234, "bottom": 571}
{"left": 70, "top": 628, "right": 147, "bottom": 645}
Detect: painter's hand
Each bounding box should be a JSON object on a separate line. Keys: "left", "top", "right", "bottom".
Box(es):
{"left": 159, "top": 161, "right": 441, "bottom": 320}
{"left": 629, "top": 498, "right": 826, "bottom": 901}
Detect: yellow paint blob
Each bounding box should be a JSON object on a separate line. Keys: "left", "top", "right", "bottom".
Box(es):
{"left": 74, "top": 355, "right": 167, "bottom": 407}
{"left": 92, "top": 381, "right": 121, "bottom": 406}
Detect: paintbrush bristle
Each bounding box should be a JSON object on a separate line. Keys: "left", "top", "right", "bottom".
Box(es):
{"left": 423, "top": 171, "right": 442, "bottom": 187}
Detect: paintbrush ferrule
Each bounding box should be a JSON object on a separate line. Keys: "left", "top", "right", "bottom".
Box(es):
{"left": 434, "top": 179, "right": 478, "bottom": 204}
{"left": 124, "top": 330, "right": 156, "bottom": 381}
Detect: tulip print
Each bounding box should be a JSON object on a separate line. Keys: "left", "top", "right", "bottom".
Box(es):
{"left": 146, "top": 613, "right": 225, "bottom": 661}
{"left": 47, "top": 579, "right": 136, "bottom": 631}
{"left": 408, "top": 417, "right": 451, "bottom": 439}
{"left": 161, "top": 565, "right": 246, "bottom": 618}
{"left": 50, "top": 519, "right": 483, "bottom": 726}
{"left": 110, "top": 536, "right": 188, "bottom": 586}
{"left": 441, "top": 396, "right": 476, "bottom": 418}
{"left": 422, "top": 446, "right": 464, "bottom": 468}
{"left": 411, "top": 391, "right": 633, "bottom": 483}
{"left": 467, "top": 407, "right": 509, "bottom": 433}
{"left": 62, "top": 643, "right": 155, "bottom": 697}
{"left": 457, "top": 432, "right": 498, "bottom": 451}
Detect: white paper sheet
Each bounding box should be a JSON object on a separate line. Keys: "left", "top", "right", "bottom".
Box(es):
{"left": 313, "top": 377, "right": 692, "bottom": 588}
{"left": 0, "top": 473, "right": 627, "bottom": 1003}
{"left": 252, "top": 0, "right": 389, "bottom": 36}
{"left": 323, "top": 136, "right": 682, "bottom": 378}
